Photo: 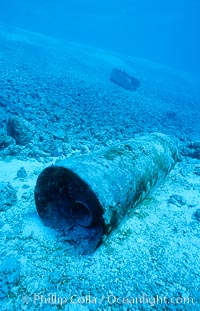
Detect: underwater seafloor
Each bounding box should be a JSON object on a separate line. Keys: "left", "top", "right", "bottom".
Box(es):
{"left": 0, "top": 24, "right": 200, "bottom": 310}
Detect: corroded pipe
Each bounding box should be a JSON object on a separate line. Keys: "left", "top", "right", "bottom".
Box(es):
{"left": 34, "top": 133, "right": 178, "bottom": 254}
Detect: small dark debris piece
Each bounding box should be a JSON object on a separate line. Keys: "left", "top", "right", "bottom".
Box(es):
{"left": 110, "top": 68, "right": 140, "bottom": 91}
{"left": 165, "top": 111, "right": 177, "bottom": 119}
{"left": 17, "top": 167, "right": 27, "bottom": 179}
{"left": 192, "top": 209, "right": 200, "bottom": 222}
{"left": 168, "top": 194, "right": 187, "bottom": 207}
{"left": 6, "top": 116, "right": 36, "bottom": 146}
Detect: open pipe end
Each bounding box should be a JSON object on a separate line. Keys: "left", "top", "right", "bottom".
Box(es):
{"left": 73, "top": 200, "right": 93, "bottom": 227}
{"left": 34, "top": 166, "right": 105, "bottom": 254}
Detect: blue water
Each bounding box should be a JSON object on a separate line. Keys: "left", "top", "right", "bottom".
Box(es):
{"left": 1, "top": 0, "right": 200, "bottom": 77}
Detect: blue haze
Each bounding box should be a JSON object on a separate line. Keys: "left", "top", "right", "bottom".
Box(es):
{"left": 0, "top": 0, "right": 200, "bottom": 77}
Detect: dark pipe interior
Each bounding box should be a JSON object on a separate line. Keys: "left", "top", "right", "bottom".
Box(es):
{"left": 34, "top": 166, "right": 105, "bottom": 253}
{"left": 73, "top": 200, "right": 93, "bottom": 227}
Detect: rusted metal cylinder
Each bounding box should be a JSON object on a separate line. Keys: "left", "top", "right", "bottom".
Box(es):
{"left": 34, "top": 133, "right": 178, "bottom": 254}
